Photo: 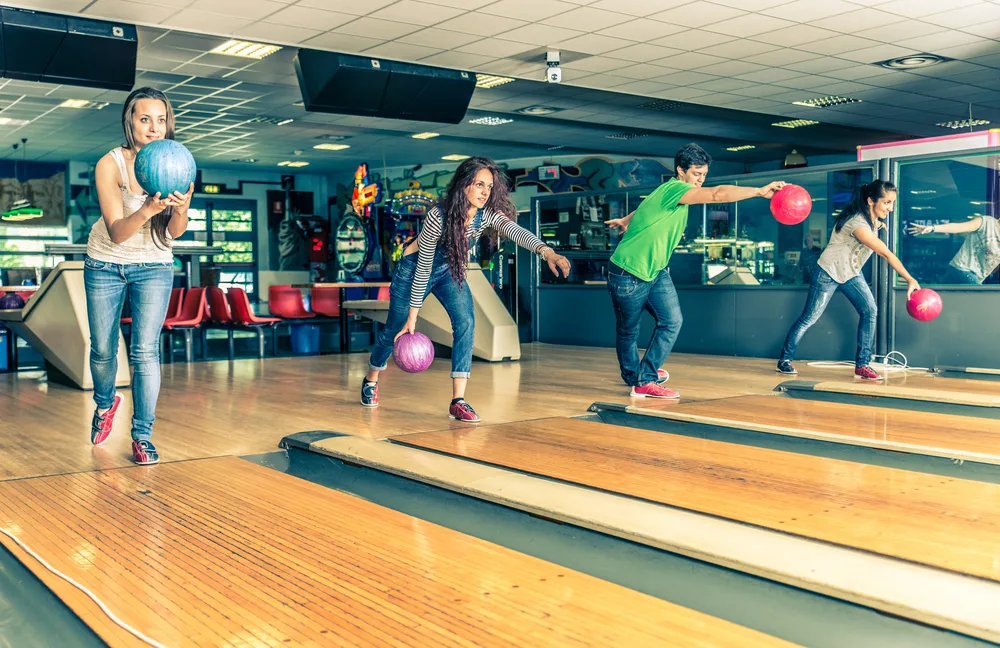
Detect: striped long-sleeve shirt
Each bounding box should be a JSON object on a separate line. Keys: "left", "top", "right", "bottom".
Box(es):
{"left": 408, "top": 206, "right": 546, "bottom": 308}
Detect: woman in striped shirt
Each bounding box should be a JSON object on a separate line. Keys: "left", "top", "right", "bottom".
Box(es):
{"left": 362, "top": 156, "right": 571, "bottom": 422}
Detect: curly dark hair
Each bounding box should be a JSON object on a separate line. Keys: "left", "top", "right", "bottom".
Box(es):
{"left": 438, "top": 156, "right": 516, "bottom": 285}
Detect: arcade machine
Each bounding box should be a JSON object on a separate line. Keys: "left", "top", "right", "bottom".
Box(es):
{"left": 385, "top": 185, "right": 436, "bottom": 270}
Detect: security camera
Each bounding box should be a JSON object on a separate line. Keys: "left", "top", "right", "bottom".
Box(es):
{"left": 546, "top": 50, "right": 561, "bottom": 83}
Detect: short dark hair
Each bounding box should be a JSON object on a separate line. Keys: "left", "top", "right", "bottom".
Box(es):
{"left": 674, "top": 143, "right": 712, "bottom": 171}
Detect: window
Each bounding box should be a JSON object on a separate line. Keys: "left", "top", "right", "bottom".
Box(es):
{"left": 896, "top": 153, "right": 999, "bottom": 286}
{"left": 0, "top": 225, "right": 69, "bottom": 272}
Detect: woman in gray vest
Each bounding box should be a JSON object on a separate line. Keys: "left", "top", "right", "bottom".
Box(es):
{"left": 777, "top": 180, "right": 920, "bottom": 381}
{"left": 907, "top": 216, "right": 1000, "bottom": 284}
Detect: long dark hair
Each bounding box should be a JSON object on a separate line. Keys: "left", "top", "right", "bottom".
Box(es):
{"left": 121, "top": 86, "right": 176, "bottom": 249}
{"left": 438, "top": 156, "right": 516, "bottom": 284}
{"left": 835, "top": 180, "right": 896, "bottom": 233}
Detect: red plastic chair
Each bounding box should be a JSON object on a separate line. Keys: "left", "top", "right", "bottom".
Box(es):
{"left": 205, "top": 286, "right": 236, "bottom": 360}
{"left": 268, "top": 285, "right": 315, "bottom": 319}
{"left": 376, "top": 286, "right": 390, "bottom": 301}
{"left": 163, "top": 287, "right": 207, "bottom": 363}
{"left": 228, "top": 287, "right": 281, "bottom": 357}
{"left": 310, "top": 288, "right": 340, "bottom": 317}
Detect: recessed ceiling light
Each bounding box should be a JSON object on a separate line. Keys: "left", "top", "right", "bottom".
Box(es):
{"left": 726, "top": 145, "right": 755, "bottom": 152}
{"left": 316, "top": 134, "right": 350, "bottom": 141}
{"left": 412, "top": 132, "right": 440, "bottom": 139}
{"left": 515, "top": 105, "right": 562, "bottom": 116}
{"left": 772, "top": 119, "right": 819, "bottom": 129}
{"left": 278, "top": 160, "right": 309, "bottom": 167}
{"left": 468, "top": 116, "right": 513, "bottom": 126}
{"left": 211, "top": 39, "right": 281, "bottom": 59}
{"left": 231, "top": 157, "right": 258, "bottom": 163}
{"left": 276, "top": 118, "right": 294, "bottom": 126}
{"left": 475, "top": 74, "right": 514, "bottom": 89}
{"left": 910, "top": 190, "right": 936, "bottom": 195}
{"left": 59, "top": 99, "right": 108, "bottom": 109}
{"left": 313, "top": 143, "right": 350, "bottom": 151}
{"left": 606, "top": 132, "right": 648, "bottom": 140}
{"left": 0, "top": 117, "right": 30, "bottom": 126}
{"left": 936, "top": 118, "right": 990, "bottom": 129}
{"left": 877, "top": 53, "right": 950, "bottom": 70}
{"left": 638, "top": 99, "right": 683, "bottom": 111}
{"left": 441, "top": 154, "right": 469, "bottom": 161}
{"left": 792, "top": 96, "right": 861, "bottom": 108}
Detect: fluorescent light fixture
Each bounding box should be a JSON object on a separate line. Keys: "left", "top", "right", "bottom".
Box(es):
{"left": 276, "top": 118, "right": 294, "bottom": 126}
{"left": 412, "top": 132, "right": 440, "bottom": 139}
{"left": 606, "top": 132, "right": 648, "bottom": 140}
{"left": 638, "top": 99, "right": 683, "bottom": 111}
{"left": 0, "top": 117, "right": 30, "bottom": 126}
{"left": 313, "top": 143, "right": 351, "bottom": 151}
{"left": 792, "top": 96, "right": 861, "bottom": 108}
{"left": 59, "top": 99, "right": 108, "bottom": 109}
{"left": 441, "top": 154, "right": 469, "bottom": 161}
{"left": 468, "top": 116, "right": 513, "bottom": 126}
{"left": 936, "top": 118, "right": 990, "bottom": 129}
{"left": 910, "top": 190, "right": 936, "bottom": 195}
{"left": 278, "top": 160, "right": 309, "bottom": 167}
{"left": 772, "top": 119, "right": 819, "bottom": 128}
{"left": 211, "top": 39, "right": 281, "bottom": 59}
{"left": 726, "top": 145, "right": 755, "bottom": 152}
{"left": 475, "top": 74, "right": 514, "bottom": 89}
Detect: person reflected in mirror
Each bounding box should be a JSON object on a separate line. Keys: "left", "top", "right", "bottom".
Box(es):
{"left": 907, "top": 215, "right": 1000, "bottom": 284}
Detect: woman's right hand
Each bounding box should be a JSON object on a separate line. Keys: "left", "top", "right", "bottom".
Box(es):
{"left": 907, "top": 279, "right": 921, "bottom": 299}
{"left": 394, "top": 314, "right": 418, "bottom": 342}
{"left": 906, "top": 223, "right": 932, "bottom": 236}
{"left": 140, "top": 193, "right": 172, "bottom": 220}
{"left": 605, "top": 217, "right": 629, "bottom": 234}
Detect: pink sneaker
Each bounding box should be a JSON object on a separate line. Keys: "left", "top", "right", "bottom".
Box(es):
{"left": 449, "top": 399, "right": 481, "bottom": 423}
{"left": 855, "top": 365, "right": 882, "bottom": 381}
{"left": 631, "top": 382, "right": 680, "bottom": 399}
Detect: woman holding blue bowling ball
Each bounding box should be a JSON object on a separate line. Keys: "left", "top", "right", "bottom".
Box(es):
{"left": 84, "top": 86, "right": 194, "bottom": 466}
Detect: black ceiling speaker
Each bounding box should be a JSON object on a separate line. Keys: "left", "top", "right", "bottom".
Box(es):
{"left": 294, "top": 49, "right": 476, "bottom": 124}
{"left": 0, "top": 6, "right": 137, "bottom": 91}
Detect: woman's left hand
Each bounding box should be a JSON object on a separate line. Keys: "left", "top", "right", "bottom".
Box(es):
{"left": 906, "top": 223, "right": 931, "bottom": 235}
{"left": 546, "top": 251, "right": 571, "bottom": 278}
{"left": 163, "top": 182, "right": 194, "bottom": 214}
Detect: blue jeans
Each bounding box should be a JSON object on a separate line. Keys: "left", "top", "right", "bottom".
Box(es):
{"left": 780, "top": 267, "right": 876, "bottom": 368}
{"left": 608, "top": 264, "right": 683, "bottom": 387}
{"left": 84, "top": 256, "right": 173, "bottom": 441}
{"left": 950, "top": 267, "right": 981, "bottom": 284}
{"left": 369, "top": 252, "right": 474, "bottom": 378}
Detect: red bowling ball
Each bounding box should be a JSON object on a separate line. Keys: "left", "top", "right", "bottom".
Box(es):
{"left": 770, "top": 184, "right": 812, "bottom": 225}
{"left": 906, "top": 288, "right": 943, "bottom": 322}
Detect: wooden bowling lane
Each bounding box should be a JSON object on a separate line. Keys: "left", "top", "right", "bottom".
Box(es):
{"left": 396, "top": 418, "right": 1000, "bottom": 583}
{"left": 604, "top": 394, "right": 1000, "bottom": 466}
{"left": 0, "top": 457, "right": 794, "bottom": 648}
{"left": 934, "top": 366, "right": 1000, "bottom": 382}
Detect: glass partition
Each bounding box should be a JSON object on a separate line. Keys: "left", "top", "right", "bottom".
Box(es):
{"left": 532, "top": 162, "right": 876, "bottom": 286}
{"left": 896, "top": 152, "right": 999, "bottom": 286}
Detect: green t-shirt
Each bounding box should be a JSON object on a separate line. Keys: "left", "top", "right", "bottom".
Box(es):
{"left": 610, "top": 178, "right": 693, "bottom": 281}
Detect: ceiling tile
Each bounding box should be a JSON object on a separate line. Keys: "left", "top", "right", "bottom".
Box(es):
{"left": 187, "top": 0, "right": 286, "bottom": 20}
{"left": 962, "top": 18, "right": 1000, "bottom": 39}
{"left": 612, "top": 63, "right": 675, "bottom": 80}
{"left": 301, "top": 32, "right": 384, "bottom": 52}
{"left": 704, "top": 13, "right": 797, "bottom": 38}
{"left": 735, "top": 68, "right": 807, "bottom": 84}
{"left": 697, "top": 39, "right": 778, "bottom": 58}
{"left": 334, "top": 17, "right": 423, "bottom": 39}
{"left": 610, "top": 80, "right": 674, "bottom": 95}
{"left": 782, "top": 57, "right": 858, "bottom": 74}
{"left": 420, "top": 0, "right": 494, "bottom": 7}
{"left": 838, "top": 43, "right": 921, "bottom": 64}
{"left": 495, "top": 23, "right": 584, "bottom": 45}
{"left": 876, "top": 0, "right": 981, "bottom": 18}
{"left": 362, "top": 41, "right": 443, "bottom": 60}
{"left": 160, "top": 9, "right": 255, "bottom": 32}
{"left": 605, "top": 43, "right": 685, "bottom": 62}
{"left": 651, "top": 29, "right": 735, "bottom": 51}
{"left": 743, "top": 49, "right": 821, "bottom": 66}
{"left": 657, "top": 51, "right": 727, "bottom": 70}
{"left": 553, "top": 33, "right": 629, "bottom": 55}
{"left": 854, "top": 20, "right": 946, "bottom": 42}
{"left": 649, "top": 70, "right": 720, "bottom": 85}
{"left": 84, "top": 0, "right": 178, "bottom": 23}
{"left": 796, "top": 34, "right": 882, "bottom": 56}
{"left": 420, "top": 51, "right": 496, "bottom": 68}
{"left": 292, "top": 0, "right": 406, "bottom": 13}
{"left": 542, "top": 7, "right": 633, "bottom": 30}
{"left": 398, "top": 28, "right": 482, "bottom": 49}
{"left": 456, "top": 39, "right": 537, "bottom": 57}
{"left": 369, "top": 0, "right": 466, "bottom": 26}
{"left": 704, "top": 0, "right": 790, "bottom": 9}
{"left": 809, "top": 8, "right": 907, "bottom": 33}
{"left": 589, "top": 0, "right": 687, "bottom": 16}
{"left": 560, "top": 56, "right": 632, "bottom": 73}
{"left": 235, "top": 21, "right": 321, "bottom": 43}
{"left": 596, "top": 19, "right": 688, "bottom": 42}
{"left": 262, "top": 6, "right": 355, "bottom": 30}
{"left": 760, "top": 0, "right": 860, "bottom": 21}
{"left": 921, "top": 2, "right": 1000, "bottom": 28}
{"left": 651, "top": 86, "right": 717, "bottom": 100}
{"left": 480, "top": 0, "right": 581, "bottom": 21}
{"left": 751, "top": 25, "right": 841, "bottom": 47}
{"left": 648, "top": 2, "right": 746, "bottom": 29}
{"left": 434, "top": 13, "right": 527, "bottom": 37}
{"left": 696, "top": 60, "right": 768, "bottom": 77}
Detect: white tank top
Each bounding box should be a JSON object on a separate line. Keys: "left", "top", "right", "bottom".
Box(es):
{"left": 86, "top": 147, "right": 173, "bottom": 264}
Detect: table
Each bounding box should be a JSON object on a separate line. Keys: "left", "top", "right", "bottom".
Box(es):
{"left": 292, "top": 282, "right": 391, "bottom": 353}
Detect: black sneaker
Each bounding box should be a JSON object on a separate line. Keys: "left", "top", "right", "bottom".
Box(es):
{"left": 361, "top": 380, "right": 378, "bottom": 407}
{"left": 776, "top": 360, "right": 797, "bottom": 375}
{"left": 131, "top": 440, "right": 159, "bottom": 465}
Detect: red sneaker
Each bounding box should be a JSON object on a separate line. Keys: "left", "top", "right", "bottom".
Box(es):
{"left": 657, "top": 368, "right": 669, "bottom": 383}
{"left": 91, "top": 392, "right": 123, "bottom": 445}
{"left": 855, "top": 365, "right": 882, "bottom": 381}
{"left": 449, "top": 400, "right": 481, "bottom": 423}
{"left": 631, "top": 382, "right": 680, "bottom": 399}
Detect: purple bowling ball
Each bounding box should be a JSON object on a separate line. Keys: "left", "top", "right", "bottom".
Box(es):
{"left": 393, "top": 332, "right": 434, "bottom": 373}
{"left": 0, "top": 293, "right": 24, "bottom": 310}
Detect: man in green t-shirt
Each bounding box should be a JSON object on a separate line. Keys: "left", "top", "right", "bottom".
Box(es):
{"left": 606, "top": 143, "right": 784, "bottom": 399}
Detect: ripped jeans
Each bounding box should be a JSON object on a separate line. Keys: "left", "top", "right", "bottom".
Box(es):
{"left": 779, "top": 267, "right": 876, "bottom": 368}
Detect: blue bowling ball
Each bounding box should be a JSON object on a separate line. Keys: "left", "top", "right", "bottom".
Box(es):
{"left": 134, "top": 139, "right": 196, "bottom": 198}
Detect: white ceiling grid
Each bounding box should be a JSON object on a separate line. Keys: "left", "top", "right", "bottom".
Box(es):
{"left": 0, "top": 0, "right": 994, "bottom": 173}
